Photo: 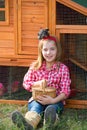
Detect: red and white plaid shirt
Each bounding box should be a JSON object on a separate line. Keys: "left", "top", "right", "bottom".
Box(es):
{"left": 23, "top": 61, "right": 71, "bottom": 97}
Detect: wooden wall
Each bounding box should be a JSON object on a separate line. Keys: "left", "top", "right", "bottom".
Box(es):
{"left": 0, "top": 0, "right": 48, "bottom": 66}
{"left": 0, "top": 0, "right": 15, "bottom": 56}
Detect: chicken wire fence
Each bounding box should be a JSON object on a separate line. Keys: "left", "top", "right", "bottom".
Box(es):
{"left": 56, "top": 2, "right": 87, "bottom": 25}
{"left": 56, "top": 2, "right": 87, "bottom": 100}
{"left": 60, "top": 33, "right": 87, "bottom": 100}
{"left": 0, "top": 66, "right": 32, "bottom": 100}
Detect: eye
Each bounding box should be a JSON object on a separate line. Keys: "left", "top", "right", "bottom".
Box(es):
{"left": 43, "top": 48, "right": 48, "bottom": 51}
{"left": 50, "top": 47, "right": 55, "bottom": 51}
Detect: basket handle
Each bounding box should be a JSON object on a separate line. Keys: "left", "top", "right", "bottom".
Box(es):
{"left": 42, "top": 79, "right": 46, "bottom": 93}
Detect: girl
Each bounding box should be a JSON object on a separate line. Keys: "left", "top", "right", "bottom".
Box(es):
{"left": 12, "top": 29, "right": 71, "bottom": 130}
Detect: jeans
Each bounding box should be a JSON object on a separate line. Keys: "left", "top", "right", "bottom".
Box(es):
{"left": 28, "top": 100, "right": 64, "bottom": 114}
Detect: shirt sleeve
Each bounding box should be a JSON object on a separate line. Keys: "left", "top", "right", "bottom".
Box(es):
{"left": 23, "top": 68, "right": 35, "bottom": 92}
{"left": 59, "top": 65, "right": 71, "bottom": 97}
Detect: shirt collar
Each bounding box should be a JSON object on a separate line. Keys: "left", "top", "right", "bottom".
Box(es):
{"left": 41, "top": 61, "right": 59, "bottom": 71}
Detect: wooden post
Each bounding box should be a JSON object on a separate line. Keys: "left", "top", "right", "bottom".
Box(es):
{"left": 49, "top": 0, "right": 56, "bottom": 35}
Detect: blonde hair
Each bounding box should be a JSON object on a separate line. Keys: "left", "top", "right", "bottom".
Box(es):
{"left": 31, "top": 36, "right": 62, "bottom": 70}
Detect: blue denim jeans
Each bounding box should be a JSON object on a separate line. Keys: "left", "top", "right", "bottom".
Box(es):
{"left": 28, "top": 100, "right": 64, "bottom": 115}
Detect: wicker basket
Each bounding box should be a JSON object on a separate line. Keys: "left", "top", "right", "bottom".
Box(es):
{"left": 32, "top": 87, "right": 56, "bottom": 100}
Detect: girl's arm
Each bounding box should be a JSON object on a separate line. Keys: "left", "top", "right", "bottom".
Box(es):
{"left": 37, "top": 93, "right": 66, "bottom": 105}
{"left": 50, "top": 93, "right": 67, "bottom": 104}
{"left": 23, "top": 69, "right": 35, "bottom": 91}
{"left": 23, "top": 69, "right": 46, "bottom": 91}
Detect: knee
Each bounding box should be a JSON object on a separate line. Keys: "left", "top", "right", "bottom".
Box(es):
{"left": 28, "top": 101, "right": 43, "bottom": 114}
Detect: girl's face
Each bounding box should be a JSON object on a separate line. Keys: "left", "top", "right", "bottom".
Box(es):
{"left": 42, "top": 40, "right": 57, "bottom": 65}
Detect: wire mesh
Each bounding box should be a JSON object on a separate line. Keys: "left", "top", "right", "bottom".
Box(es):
{"left": 60, "top": 34, "right": 87, "bottom": 100}
{"left": 56, "top": 2, "right": 87, "bottom": 25}
{"left": 0, "top": 66, "right": 32, "bottom": 100}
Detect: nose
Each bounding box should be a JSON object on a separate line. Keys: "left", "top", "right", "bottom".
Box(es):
{"left": 47, "top": 50, "right": 50, "bottom": 54}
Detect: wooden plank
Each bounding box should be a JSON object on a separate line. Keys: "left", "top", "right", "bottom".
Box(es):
{"left": 69, "top": 57, "right": 87, "bottom": 71}
{"left": 0, "top": 27, "right": 13, "bottom": 31}
{"left": 20, "top": 47, "right": 38, "bottom": 55}
{"left": 22, "top": 15, "right": 45, "bottom": 24}
{"left": 18, "top": 0, "right": 22, "bottom": 54}
{"left": 0, "top": 48, "right": 14, "bottom": 55}
{"left": 49, "top": 0, "right": 56, "bottom": 34}
{"left": 0, "top": 40, "right": 14, "bottom": 47}
{"left": 22, "top": 23, "right": 44, "bottom": 31}
{"left": 0, "top": 32, "right": 14, "bottom": 40}
{"left": 22, "top": 0, "right": 46, "bottom": 2}
{"left": 58, "top": 30, "right": 87, "bottom": 34}
{"left": 22, "top": 23, "right": 45, "bottom": 30}
{"left": 56, "top": 25, "right": 87, "bottom": 29}
{"left": 22, "top": 30, "right": 38, "bottom": 38}
{"left": 22, "top": 39, "right": 38, "bottom": 47}
{"left": 22, "top": 0, "right": 45, "bottom": 1}
{"left": 66, "top": 99, "right": 87, "bottom": 105}
{"left": 0, "top": 99, "right": 87, "bottom": 109}
{"left": 56, "top": 29, "right": 87, "bottom": 34}
{"left": 6, "top": 0, "right": 9, "bottom": 25}
{"left": 44, "top": 0, "right": 48, "bottom": 28}
{"left": 21, "top": 10, "right": 44, "bottom": 16}
{"left": 22, "top": 7, "right": 45, "bottom": 12}
{"left": 14, "top": 0, "right": 18, "bottom": 55}
{"left": 0, "top": 99, "right": 28, "bottom": 105}
{"left": 0, "top": 54, "right": 37, "bottom": 59}
{"left": 56, "top": 25, "right": 87, "bottom": 34}
{"left": 0, "top": 58, "right": 33, "bottom": 67}
{"left": 65, "top": 99, "right": 87, "bottom": 109}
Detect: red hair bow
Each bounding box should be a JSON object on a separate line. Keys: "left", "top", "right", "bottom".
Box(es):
{"left": 43, "top": 36, "right": 57, "bottom": 43}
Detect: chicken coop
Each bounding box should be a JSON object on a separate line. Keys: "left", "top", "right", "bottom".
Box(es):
{"left": 0, "top": 0, "right": 87, "bottom": 109}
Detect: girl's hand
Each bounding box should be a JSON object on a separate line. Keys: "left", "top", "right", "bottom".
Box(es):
{"left": 37, "top": 95, "right": 54, "bottom": 105}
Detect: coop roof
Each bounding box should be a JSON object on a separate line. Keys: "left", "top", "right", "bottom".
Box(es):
{"left": 72, "top": 0, "right": 87, "bottom": 8}
{"left": 57, "top": 0, "right": 87, "bottom": 16}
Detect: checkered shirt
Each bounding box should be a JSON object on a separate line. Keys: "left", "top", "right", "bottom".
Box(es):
{"left": 23, "top": 61, "right": 71, "bottom": 97}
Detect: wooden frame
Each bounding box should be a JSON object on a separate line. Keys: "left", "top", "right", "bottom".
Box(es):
{"left": 65, "top": 99, "right": 87, "bottom": 109}
{"left": 0, "top": 99, "right": 28, "bottom": 105}
{"left": 0, "top": 99, "right": 87, "bottom": 109}
{"left": 0, "top": 0, "right": 9, "bottom": 25}
{"left": 56, "top": 26, "right": 87, "bottom": 71}
{"left": 55, "top": 0, "right": 87, "bottom": 109}
{"left": 56, "top": 25, "right": 87, "bottom": 34}
{"left": 48, "top": 0, "right": 56, "bottom": 35}
{"left": 56, "top": 26, "right": 87, "bottom": 109}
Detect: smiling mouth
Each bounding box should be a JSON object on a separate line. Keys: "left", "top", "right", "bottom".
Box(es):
{"left": 46, "top": 56, "right": 53, "bottom": 59}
